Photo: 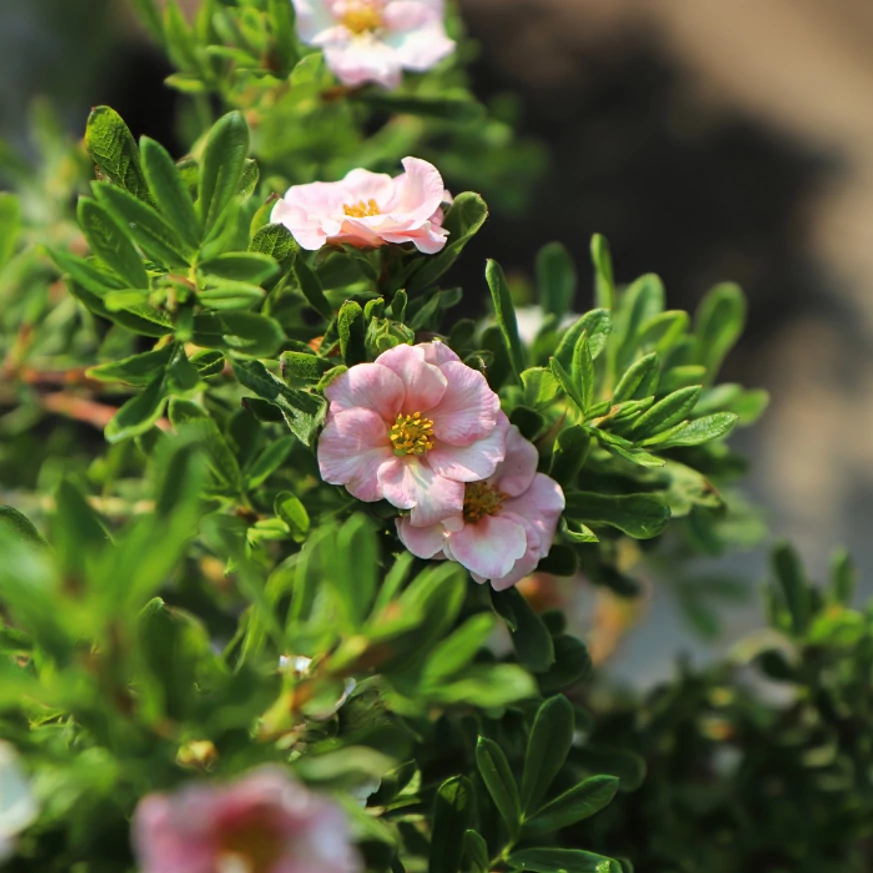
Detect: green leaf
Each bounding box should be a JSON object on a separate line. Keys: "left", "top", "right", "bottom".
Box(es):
{"left": 280, "top": 351, "right": 333, "bottom": 383}
{"left": 269, "top": 0, "right": 299, "bottom": 72}
{"left": 571, "top": 745, "right": 646, "bottom": 792}
{"left": 830, "top": 548, "right": 856, "bottom": 605}
{"left": 84, "top": 106, "right": 151, "bottom": 203}
{"left": 338, "top": 300, "right": 367, "bottom": 366}
{"left": 193, "top": 311, "right": 285, "bottom": 357}
{"left": 564, "top": 492, "right": 670, "bottom": 539}
{"left": 555, "top": 310, "right": 611, "bottom": 369}
{"left": 163, "top": 0, "right": 199, "bottom": 72}
{"left": 246, "top": 436, "right": 295, "bottom": 489}
{"left": 485, "top": 260, "right": 524, "bottom": 380}
{"left": 233, "top": 360, "right": 325, "bottom": 446}
{"left": 628, "top": 386, "right": 701, "bottom": 437}
{"left": 129, "top": 0, "right": 164, "bottom": 41}
{"left": 274, "top": 491, "right": 310, "bottom": 542}
{"left": 93, "top": 181, "right": 192, "bottom": 266}
{"left": 198, "top": 279, "right": 266, "bottom": 311}
{"left": 334, "top": 515, "right": 378, "bottom": 626}
{"left": 199, "top": 252, "right": 278, "bottom": 284}
{"left": 571, "top": 333, "right": 594, "bottom": 412}
{"left": 66, "top": 279, "right": 173, "bottom": 337}
{"left": 191, "top": 350, "right": 226, "bottom": 377}
{"left": 537, "top": 242, "right": 576, "bottom": 318}
{"left": 550, "top": 357, "right": 586, "bottom": 414}
{"left": 464, "top": 830, "right": 490, "bottom": 873}
{"left": 0, "top": 507, "right": 48, "bottom": 548}
{"left": 638, "top": 310, "right": 688, "bottom": 353}
{"left": 642, "top": 412, "right": 738, "bottom": 448}
{"left": 198, "top": 111, "right": 250, "bottom": 236}
{"left": 251, "top": 222, "right": 295, "bottom": 266}
{"left": 772, "top": 542, "right": 809, "bottom": 635}
{"left": 476, "top": 737, "right": 521, "bottom": 838}
{"left": 522, "top": 776, "right": 620, "bottom": 836}
{"left": 522, "top": 367, "right": 560, "bottom": 409}
{"left": 429, "top": 777, "right": 474, "bottom": 873}
{"left": 423, "top": 613, "right": 496, "bottom": 683}
{"left": 105, "top": 375, "right": 168, "bottom": 443}
{"left": 77, "top": 198, "right": 149, "bottom": 289}
{"left": 0, "top": 192, "right": 21, "bottom": 271}
{"left": 492, "top": 587, "right": 555, "bottom": 672}
{"left": 613, "top": 353, "right": 658, "bottom": 403}
{"left": 590, "top": 234, "right": 615, "bottom": 311}
{"left": 406, "top": 193, "right": 488, "bottom": 293}
{"left": 508, "top": 847, "right": 619, "bottom": 873}
{"left": 694, "top": 282, "right": 746, "bottom": 382}
{"left": 294, "top": 254, "right": 333, "bottom": 320}
{"left": 550, "top": 426, "right": 591, "bottom": 486}
{"left": 169, "top": 399, "right": 244, "bottom": 494}
{"left": 87, "top": 343, "right": 175, "bottom": 385}
{"left": 521, "top": 695, "right": 575, "bottom": 814}
{"left": 140, "top": 137, "right": 201, "bottom": 249}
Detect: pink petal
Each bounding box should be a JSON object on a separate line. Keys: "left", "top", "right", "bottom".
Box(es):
{"left": 421, "top": 340, "right": 460, "bottom": 366}
{"left": 445, "top": 515, "right": 527, "bottom": 581}
{"left": 318, "top": 409, "right": 394, "bottom": 502}
{"left": 378, "top": 456, "right": 464, "bottom": 524}
{"left": 489, "top": 549, "right": 540, "bottom": 592}
{"left": 324, "top": 39, "right": 403, "bottom": 89}
{"left": 426, "top": 416, "right": 507, "bottom": 482}
{"left": 383, "top": 157, "right": 447, "bottom": 224}
{"left": 292, "top": 0, "right": 337, "bottom": 43}
{"left": 325, "top": 363, "right": 405, "bottom": 419}
{"left": 375, "top": 344, "right": 447, "bottom": 411}
{"left": 429, "top": 365, "right": 502, "bottom": 446}
{"left": 132, "top": 794, "right": 216, "bottom": 873}
{"left": 382, "top": 12, "right": 456, "bottom": 72}
{"left": 379, "top": 221, "right": 448, "bottom": 254}
{"left": 395, "top": 517, "right": 449, "bottom": 559}
{"left": 340, "top": 168, "right": 395, "bottom": 209}
{"left": 492, "top": 424, "right": 539, "bottom": 496}
{"left": 502, "top": 474, "right": 565, "bottom": 555}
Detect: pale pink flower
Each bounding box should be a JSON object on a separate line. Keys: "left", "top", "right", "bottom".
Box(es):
{"left": 271, "top": 157, "right": 450, "bottom": 254}
{"left": 132, "top": 767, "right": 360, "bottom": 873}
{"left": 293, "top": 0, "right": 455, "bottom": 90}
{"left": 318, "top": 341, "right": 506, "bottom": 526}
{"left": 396, "top": 421, "right": 565, "bottom": 590}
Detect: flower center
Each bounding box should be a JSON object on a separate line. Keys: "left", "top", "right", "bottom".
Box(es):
{"left": 218, "top": 810, "right": 284, "bottom": 873}
{"left": 340, "top": 4, "right": 383, "bottom": 35}
{"left": 343, "top": 198, "right": 381, "bottom": 218}
{"left": 463, "top": 481, "right": 507, "bottom": 523}
{"left": 389, "top": 412, "right": 435, "bottom": 456}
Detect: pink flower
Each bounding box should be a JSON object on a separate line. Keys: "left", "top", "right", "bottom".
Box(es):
{"left": 271, "top": 157, "right": 450, "bottom": 254}
{"left": 293, "top": 0, "right": 455, "bottom": 90}
{"left": 318, "top": 341, "right": 506, "bottom": 526}
{"left": 132, "top": 767, "right": 360, "bottom": 873}
{"left": 396, "top": 422, "right": 565, "bottom": 590}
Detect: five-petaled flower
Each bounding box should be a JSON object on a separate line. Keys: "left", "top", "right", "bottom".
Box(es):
{"left": 317, "top": 341, "right": 507, "bottom": 527}
{"left": 292, "top": 0, "right": 455, "bottom": 89}
{"left": 271, "top": 157, "right": 450, "bottom": 254}
{"left": 132, "top": 767, "right": 361, "bottom": 873}
{"left": 396, "top": 421, "right": 565, "bottom": 589}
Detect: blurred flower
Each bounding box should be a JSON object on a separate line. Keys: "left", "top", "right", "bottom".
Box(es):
{"left": 397, "top": 421, "right": 565, "bottom": 589}
{"left": 318, "top": 341, "right": 506, "bottom": 526}
{"left": 0, "top": 741, "right": 38, "bottom": 861}
{"left": 292, "top": 0, "right": 455, "bottom": 89}
{"left": 271, "top": 157, "right": 450, "bottom": 253}
{"left": 132, "top": 767, "right": 360, "bottom": 873}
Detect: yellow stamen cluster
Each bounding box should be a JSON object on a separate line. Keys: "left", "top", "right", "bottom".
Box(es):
{"left": 389, "top": 412, "right": 435, "bottom": 456}
{"left": 220, "top": 824, "right": 283, "bottom": 873}
{"left": 463, "top": 481, "right": 507, "bottom": 523}
{"left": 343, "top": 198, "right": 382, "bottom": 218}
{"left": 341, "top": 5, "right": 384, "bottom": 35}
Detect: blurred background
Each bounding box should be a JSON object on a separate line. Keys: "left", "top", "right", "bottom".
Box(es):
{"left": 3, "top": 0, "right": 873, "bottom": 684}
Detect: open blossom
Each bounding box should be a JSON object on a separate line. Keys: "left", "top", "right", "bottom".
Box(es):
{"left": 271, "top": 157, "right": 450, "bottom": 254}
{"left": 293, "top": 0, "right": 455, "bottom": 90}
{"left": 318, "top": 341, "right": 506, "bottom": 526}
{"left": 396, "top": 421, "right": 565, "bottom": 590}
{"left": 132, "top": 767, "right": 360, "bottom": 873}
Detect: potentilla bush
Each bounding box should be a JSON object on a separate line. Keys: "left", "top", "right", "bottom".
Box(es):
{"left": 1, "top": 1, "right": 866, "bottom": 872}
